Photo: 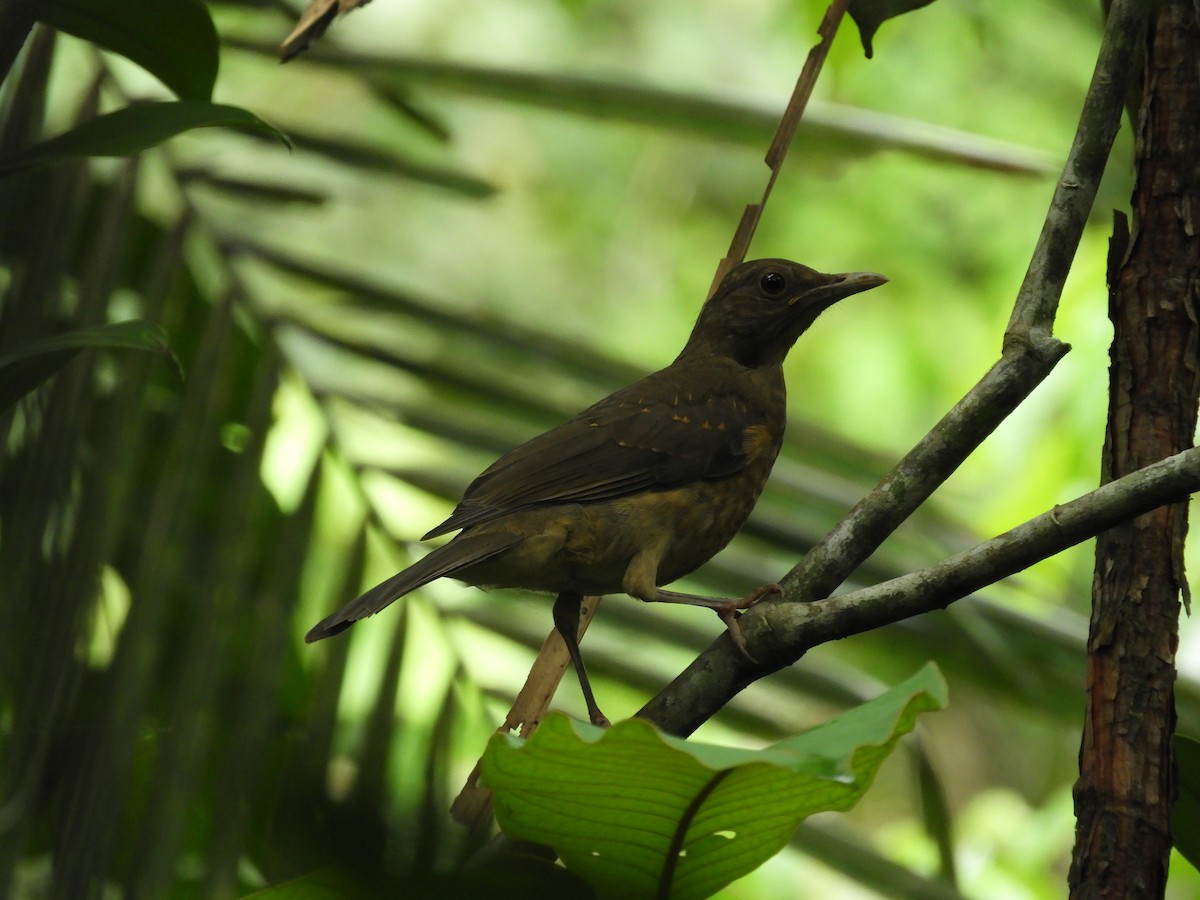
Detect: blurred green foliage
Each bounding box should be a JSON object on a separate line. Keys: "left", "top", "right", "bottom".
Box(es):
{"left": 3, "top": 0, "right": 1200, "bottom": 897}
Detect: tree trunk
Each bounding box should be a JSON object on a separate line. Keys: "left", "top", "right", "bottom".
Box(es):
{"left": 1070, "top": 3, "right": 1200, "bottom": 897}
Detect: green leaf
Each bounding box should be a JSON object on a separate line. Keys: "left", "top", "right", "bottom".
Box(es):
{"left": 39, "top": 0, "right": 218, "bottom": 100}
{"left": 482, "top": 663, "right": 947, "bottom": 900}
{"left": 0, "top": 321, "right": 181, "bottom": 412}
{"left": 0, "top": 102, "right": 290, "bottom": 178}
{"left": 1175, "top": 735, "right": 1200, "bottom": 870}
{"left": 849, "top": 0, "right": 940, "bottom": 58}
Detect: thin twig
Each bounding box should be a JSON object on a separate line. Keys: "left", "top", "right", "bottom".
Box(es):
{"left": 709, "top": 0, "right": 850, "bottom": 296}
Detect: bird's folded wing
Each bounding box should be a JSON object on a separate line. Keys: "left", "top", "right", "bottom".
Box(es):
{"left": 423, "top": 385, "right": 758, "bottom": 538}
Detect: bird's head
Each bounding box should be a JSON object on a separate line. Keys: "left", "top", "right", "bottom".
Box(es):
{"left": 682, "top": 259, "right": 887, "bottom": 368}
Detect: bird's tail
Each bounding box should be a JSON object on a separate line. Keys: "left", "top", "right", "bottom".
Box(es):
{"left": 305, "top": 530, "right": 521, "bottom": 642}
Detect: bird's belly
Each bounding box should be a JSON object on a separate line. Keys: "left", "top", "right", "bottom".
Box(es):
{"left": 639, "top": 476, "right": 764, "bottom": 585}
{"left": 454, "top": 468, "right": 769, "bottom": 596}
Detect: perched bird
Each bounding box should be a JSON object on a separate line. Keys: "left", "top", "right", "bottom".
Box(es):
{"left": 307, "top": 259, "right": 886, "bottom": 724}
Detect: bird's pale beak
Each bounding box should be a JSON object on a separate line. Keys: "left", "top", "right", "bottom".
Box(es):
{"left": 790, "top": 271, "right": 888, "bottom": 307}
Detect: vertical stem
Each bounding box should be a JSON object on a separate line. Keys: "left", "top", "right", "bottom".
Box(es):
{"left": 1069, "top": 2, "right": 1200, "bottom": 897}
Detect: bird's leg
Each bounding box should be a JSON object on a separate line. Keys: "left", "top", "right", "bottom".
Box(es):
{"left": 552, "top": 591, "right": 610, "bottom": 727}
{"left": 641, "top": 583, "right": 782, "bottom": 663}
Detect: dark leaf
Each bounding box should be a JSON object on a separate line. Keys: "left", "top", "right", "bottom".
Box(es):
{"left": 0, "top": 320, "right": 181, "bottom": 412}
{"left": 849, "top": 0, "right": 939, "bottom": 58}
{"left": 368, "top": 81, "right": 452, "bottom": 143}
{"left": 177, "top": 168, "right": 329, "bottom": 206}
{"left": 39, "top": 0, "right": 218, "bottom": 100}
{"left": 0, "top": 102, "right": 290, "bottom": 177}
{"left": 1174, "top": 735, "right": 1200, "bottom": 870}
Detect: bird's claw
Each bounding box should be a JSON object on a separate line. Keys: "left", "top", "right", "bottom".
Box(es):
{"left": 718, "top": 608, "right": 757, "bottom": 663}
{"left": 716, "top": 583, "right": 781, "bottom": 664}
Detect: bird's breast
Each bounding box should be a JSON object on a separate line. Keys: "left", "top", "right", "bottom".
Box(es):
{"left": 564, "top": 417, "right": 783, "bottom": 587}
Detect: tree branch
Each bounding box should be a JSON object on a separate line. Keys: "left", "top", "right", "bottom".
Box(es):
{"left": 639, "top": 0, "right": 1146, "bottom": 737}
{"left": 650, "top": 446, "right": 1200, "bottom": 726}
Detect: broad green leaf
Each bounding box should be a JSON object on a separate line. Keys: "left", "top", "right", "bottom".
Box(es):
{"left": 0, "top": 102, "right": 290, "bottom": 178}
{"left": 482, "top": 663, "right": 947, "bottom": 900}
{"left": 1175, "top": 735, "right": 1200, "bottom": 870}
{"left": 0, "top": 321, "right": 181, "bottom": 412}
{"left": 849, "top": 0, "right": 940, "bottom": 58}
{"left": 40, "top": 0, "right": 218, "bottom": 100}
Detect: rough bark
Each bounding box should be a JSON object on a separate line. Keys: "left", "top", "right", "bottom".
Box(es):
{"left": 1070, "top": 3, "right": 1200, "bottom": 897}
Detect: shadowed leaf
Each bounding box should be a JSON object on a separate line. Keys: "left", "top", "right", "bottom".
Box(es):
{"left": 0, "top": 320, "right": 180, "bottom": 412}
{"left": 0, "top": 102, "right": 290, "bottom": 177}
{"left": 849, "top": 0, "right": 940, "bottom": 58}
{"left": 39, "top": 0, "right": 218, "bottom": 100}
{"left": 1174, "top": 735, "right": 1200, "bottom": 870}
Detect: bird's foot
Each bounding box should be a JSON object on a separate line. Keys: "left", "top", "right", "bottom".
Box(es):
{"left": 715, "top": 583, "right": 781, "bottom": 664}
{"left": 740, "top": 582, "right": 783, "bottom": 609}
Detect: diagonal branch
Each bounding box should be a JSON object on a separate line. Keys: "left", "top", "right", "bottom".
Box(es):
{"left": 649, "top": 446, "right": 1200, "bottom": 726}
{"left": 757, "top": 445, "right": 1200, "bottom": 661}
{"left": 641, "top": 0, "right": 1147, "bottom": 736}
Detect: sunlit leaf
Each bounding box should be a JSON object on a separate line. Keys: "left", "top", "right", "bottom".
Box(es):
{"left": 0, "top": 320, "right": 181, "bottom": 412}
{"left": 0, "top": 102, "right": 290, "bottom": 177}
{"left": 40, "top": 0, "right": 218, "bottom": 100}
{"left": 482, "top": 664, "right": 947, "bottom": 899}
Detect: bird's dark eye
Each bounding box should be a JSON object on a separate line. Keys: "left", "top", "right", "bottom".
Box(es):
{"left": 759, "top": 271, "right": 787, "bottom": 295}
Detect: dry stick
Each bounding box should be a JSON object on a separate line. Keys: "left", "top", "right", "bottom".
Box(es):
{"left": 708, "top": 0, "right": 851, "bottom": 298}
{"left": 451, "top": 596, "right": 601, "bottom": 829}
{"left": 641, "top": 0, "right": 1144, "bottom": 737}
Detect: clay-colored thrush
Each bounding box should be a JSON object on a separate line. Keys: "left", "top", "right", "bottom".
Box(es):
{"left": 307, "top": 259, "right": 886, "bottom": 724}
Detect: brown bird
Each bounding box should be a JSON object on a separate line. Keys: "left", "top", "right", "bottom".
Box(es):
{"left": 307, "top": 259, "right": 886, "bottom": 725}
